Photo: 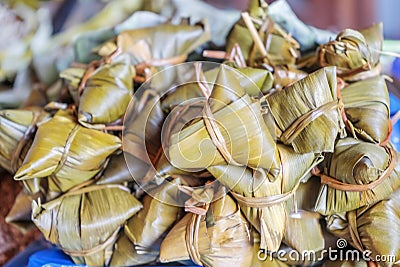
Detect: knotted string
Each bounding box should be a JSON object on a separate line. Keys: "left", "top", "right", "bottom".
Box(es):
{"left": 339, "top": 74, "right": 393, "bottom": 146}
{"left": 194, "top": 62, "right": 243, "bottom": 167}
{"left": 231, "top": 155, "right": 323, "bottom": 208}
{"left": 318, "top": 146, "right": 397, "bottom": 192}
{"left": 279, "top": 99, "right": 344, "bottom": 145}
{"left": 231, "top": 155, "right": 323, "bottom": 251}
{"left": 186, "top": 208, "right": 204, "bottom": 266}
{"left": 77, "top": 48, "right": 121, "bottom": 96}
{"left": 35, "top": 184, "right": 130, "bottom": 257}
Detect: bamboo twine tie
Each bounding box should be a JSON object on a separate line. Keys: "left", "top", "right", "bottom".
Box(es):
{"left": 231, "top": 155, "right": 323, "bottom": 208}
{"left": 320, "top": 146, "right": 397, "bottom": 192}
{"left": 194, "top": 62, "right": 243, "bottom": 167}
{"left": 280, "top": 99, "right": 344, "bottom": 145}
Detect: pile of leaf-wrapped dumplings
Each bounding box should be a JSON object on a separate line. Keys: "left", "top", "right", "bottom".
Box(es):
{"left": 2, "top": 0, "right": 400, "bottom": 266}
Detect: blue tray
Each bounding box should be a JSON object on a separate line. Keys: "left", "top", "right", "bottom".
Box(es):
{"left": 27, "top": 248, "right": 198, "bottom": 267}
{"left": 391, "top": 58, "right": 400, "bottom": 151}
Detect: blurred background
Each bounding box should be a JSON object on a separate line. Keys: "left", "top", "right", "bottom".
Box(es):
{"left": 31, "top": 0, "right": 400, "bottom": 39}
{"left": 206, "top": 0, "right": 399, "bottom": 39}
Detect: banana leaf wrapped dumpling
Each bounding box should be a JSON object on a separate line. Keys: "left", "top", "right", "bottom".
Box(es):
{"left": 315, "top": 138, "right": 400, "bottom": 215}
{"left": 98, "top": 89, "right": 165, "bottom": 187}
{"left": 226, "top": 0, "right": 300, "bottom": 66}
{"left": 72, "top": 11, "right": 168, "bottom": 64}
{"left": 0, "top": 108, "right": 48, "bottom": 174}
{"left": 326, "top": 189, "right": 400, "bottom": 266}
{"left": 272, "top": 215, "right": 340, "bottom": 267}
{"left": 266, "top": 66, "right": 346, "bottom": 153}
{"left": 125, "top": 85, "right": 211, "bottom": 190}
{"left": 232, "top": 66, "right": 274, "bottom": 95}
{"left": 161, "top": 63, "right": 274, "bottom": 111}
{"left": 317, "top": 23, "right": 383, "bottom": 81}
{"left": 61, "top": 54, "right": 134, "bottom": 128}
{"left": 208, "top": 144, "right": 320, "bottom": 252}
{"left": 99, "top": 20, "right": 210, "bottom": 91}
{"left": 270, "top": 184, "right": 339, "bottom": 267}
{"left": 100, "top": 21, "right": 210, "bottom": 65}
{"left": 341, "top": 76, "right": 390, "bottom": 144}
{"left": 160, "top": 193, "right": 253, "bottom": 267}
{"left": 14, "top": 109, "right": 121, "bottom": 192}
{"left": 225, "top": 0, "right": 305, "bottom": 89}
{"left": 168, "top": 64, "right": 280, "bottom": 180}
{"left": 110, "top": 232, "right": 158, "bottom": 266}
{"left": 32, "top": 184, "right": 142, "bottom": 266}
{"left": 209, "top": 165, "right": 285, "bottom": 252}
